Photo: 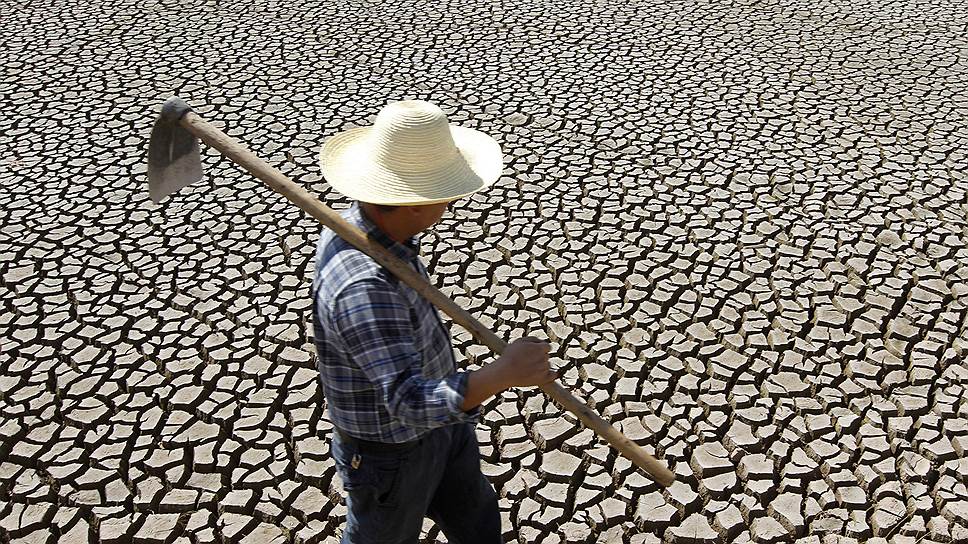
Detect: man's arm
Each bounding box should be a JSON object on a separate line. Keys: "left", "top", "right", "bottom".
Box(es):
{"left": 333, "top": 278, "right": 476, "bottom": 429}
{"left": 334, "top": 279, "right": 556, "bottom": 424}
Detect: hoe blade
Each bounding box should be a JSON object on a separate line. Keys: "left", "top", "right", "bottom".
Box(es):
{"left": 147, "top": 97, "right": 203, "bottom": 203}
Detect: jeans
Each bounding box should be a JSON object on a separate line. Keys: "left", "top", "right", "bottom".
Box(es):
{"left": 332, "top": 423, "right": 501, "bottom": 544}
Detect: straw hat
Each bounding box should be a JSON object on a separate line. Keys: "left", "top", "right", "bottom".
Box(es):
{"left": 319, "top": 100, "right": 503, "bottom": 206}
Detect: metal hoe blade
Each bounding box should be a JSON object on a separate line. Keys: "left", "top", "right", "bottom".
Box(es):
{"left": 147, "top": 97, "right": 204, "bottom": 203}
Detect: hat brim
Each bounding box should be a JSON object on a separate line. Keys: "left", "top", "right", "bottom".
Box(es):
{"left": 319, "top": 126, "right": 503, "bottom": 206}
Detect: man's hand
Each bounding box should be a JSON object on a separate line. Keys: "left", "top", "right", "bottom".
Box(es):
{"left": 492, "top": 337, "right": 556, "bottom": 388}
{"left": 460, "top": 337, "right": 555, "bottom": 411}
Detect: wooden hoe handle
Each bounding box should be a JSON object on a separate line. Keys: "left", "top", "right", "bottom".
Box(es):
{"left": 179, "top": 110, "right": 676, "bottom": 487}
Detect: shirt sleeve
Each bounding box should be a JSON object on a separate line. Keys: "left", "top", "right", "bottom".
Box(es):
{"left": 331, "top": 277, "right": 477, "bottom": 430}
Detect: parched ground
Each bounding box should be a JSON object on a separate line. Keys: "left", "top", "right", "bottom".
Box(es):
{"left": 2, "top": 0, "right": 968, "bottom": 542}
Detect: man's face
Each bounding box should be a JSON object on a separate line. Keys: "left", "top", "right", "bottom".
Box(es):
{"left": 407, "top": 200, "right": 451, "bottom": 232}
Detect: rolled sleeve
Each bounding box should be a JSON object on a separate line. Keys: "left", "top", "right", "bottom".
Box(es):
{"left": 444, "top": 371, "right": 480, "bottom": 423}
{"left": 333, "top": 278, "right": 475, "bottom": 430}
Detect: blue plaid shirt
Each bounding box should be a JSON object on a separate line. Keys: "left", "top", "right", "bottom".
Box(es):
{"left": 312, "top": 203, "right": 478, "bottom": 443}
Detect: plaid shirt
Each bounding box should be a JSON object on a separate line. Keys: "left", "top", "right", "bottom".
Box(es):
{"left": 311, "top": 203, "right": 477, "bottom": 443}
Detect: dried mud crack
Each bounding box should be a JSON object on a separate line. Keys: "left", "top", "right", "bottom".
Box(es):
{"left": 2, "top": 0, "right": 968, "bottom": 542}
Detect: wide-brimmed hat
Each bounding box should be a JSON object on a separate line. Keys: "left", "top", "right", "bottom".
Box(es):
{"left": 319, "top": 100, "right": 503, "bottom": 206}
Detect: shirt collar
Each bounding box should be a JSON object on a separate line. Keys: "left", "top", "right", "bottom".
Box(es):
{"left": 346, "top": 202, "right": 421, "bottom": 262}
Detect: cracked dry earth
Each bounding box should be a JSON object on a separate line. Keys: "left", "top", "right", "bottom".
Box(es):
{"left": 2, "top": 0, "right": 968, "bottom": 542}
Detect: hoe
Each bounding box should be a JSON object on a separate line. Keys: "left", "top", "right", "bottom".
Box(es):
{"left": 147, "top": 96, "right": 675, "bottom": 487}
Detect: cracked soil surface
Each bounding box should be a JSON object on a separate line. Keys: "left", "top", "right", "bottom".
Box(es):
{"left": 2, "top": 0, "right": 968, "bottom": 542}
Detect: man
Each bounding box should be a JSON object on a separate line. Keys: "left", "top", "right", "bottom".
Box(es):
{"left": 312, "top": 100, "right": 555, "bottom": 543}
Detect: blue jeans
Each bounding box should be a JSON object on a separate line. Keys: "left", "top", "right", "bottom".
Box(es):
{"left": 332, "top": 423, "right": 501, "bottom": 544}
